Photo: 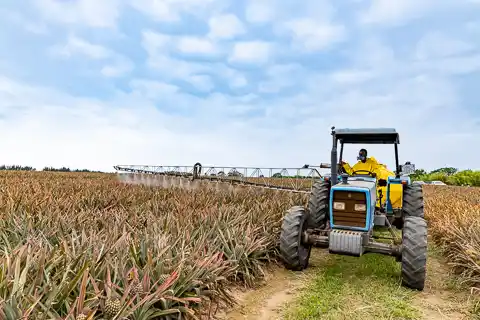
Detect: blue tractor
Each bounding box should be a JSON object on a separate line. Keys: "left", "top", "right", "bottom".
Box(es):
{"left": 279, "top": 127, "right": 427, "bottom": 290}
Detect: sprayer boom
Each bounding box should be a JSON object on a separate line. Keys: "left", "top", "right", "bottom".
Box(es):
{"left": 114, "top": 163, "right": 328, "bottom": 193}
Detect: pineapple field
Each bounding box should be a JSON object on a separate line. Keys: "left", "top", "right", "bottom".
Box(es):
{"left": 0, "top": 171, "right": 308, "bottom": 319}
{"left": 0, "top": 171, "right": 479, "bottom": 319}
{"left": 423, "top": 185, "right": 480, "bottom": 286}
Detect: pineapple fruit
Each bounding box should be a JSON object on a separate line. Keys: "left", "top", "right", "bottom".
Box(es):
{"left": 76, "top": 314, "right": 87, "bottom": 320}
{"left": 104, "top": 298, "right": 121, "bottom": 319}
{"left": 130, "top": 279, "right": 144, "bottom": 296}
{"left": 159, "top": 273, "right": 170, "bottom": 283}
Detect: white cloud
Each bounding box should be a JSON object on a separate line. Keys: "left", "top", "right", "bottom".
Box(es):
{"left": 51, "top": 35, "right": 111, "bottom": 59}
{"left": 0, "top": 8, "right": 49, "bottom": 34}
{"left": 359, "top": 0, "right": 437, "bottom": 26}
{"left": 142, "top": 30, "right": 220, "bottom": 57}
{"left": 141, "top": 31, "right": 247, "bottom": 90}
{"left": 129, "top": 0, "right": 226, "bottom": 22}
{"left": 141, "top": 32, "right": 203, "bottom": 78}
{"left": 130, "top": 79, "right": 180, "bottom": 100}
{"left": 208, "top": 14, "right": 246, "bottom": 39}
{"left": 32, "top": 0, "right": 121, "bottom": 28}
{"left": 245, "top": 0, "right": 275, "bottom": 23}
{"left": 212, "top": 64, "right": 249, "bottom": 88}
{"left": 50, "top": 35, "right": 133, "bottom": 77}
{"left": 414, "top": 32, "right": 476, "bottom": 60}
{"left": 176, "top": 37, "right": 219, "bottom": 55}
{"left": 187, "top": 75, "right": 215, "bottom": 92}
{"left": 229, "top": 41, "right": 272, "bottom": 64}
{"left": 141, "top": 30, "right": 172, "bottom": 54}
{"left": 101, "top": 57, "right": 134, "bottom": 78}
{"left": 282, "top": 18, "right": 347, "bottom": 51}
{"left": 129, "top": 0, "right": 179, "bottom": 21}
{"left": 350, "top": 38, "right": 397, "bottom": 70}
{"left": 257, "top": 63, "right": 305, "bottom": 93}
{"left": 146, "top": 54, "right": 201, "bottom": 80}
{"left": 230, "top": 75, "right": 248, "bottom": 88}
{"left": 412, "top": 54, "right": 480, "bottom": 76}
{"left": 330, "top": 69, "right": 374, "bottom": 84}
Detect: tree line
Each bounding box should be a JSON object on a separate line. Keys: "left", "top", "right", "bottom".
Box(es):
{"left": 0, "top": 165, "right": 104, "bottom": 173}
{"left": 410, "top": 167, "right": 479, "bottom": 187}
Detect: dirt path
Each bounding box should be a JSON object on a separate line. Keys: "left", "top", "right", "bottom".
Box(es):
{"left": 411, "top": 247, "right": 472, "bottom": 320}
{"left": 219, "top": 256, "right": 321, "bottom": 320}
{"left": 218, "top": 247, "right": 476, "bottom": 320}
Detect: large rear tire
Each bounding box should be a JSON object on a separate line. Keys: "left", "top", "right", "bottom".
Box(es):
{"left": 307, "top": 180, "right": 330, "bottom": 228}
{"left": 279, "top": 206, "right": 312, "bottom": 271}
{"left": 401, "top": 216, "right": 427, "bottom": 290}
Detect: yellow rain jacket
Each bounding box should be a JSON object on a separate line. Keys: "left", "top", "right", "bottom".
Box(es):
{"left": 342, "top": 158, "right": 402, "bottom": 209}
{"left": 342, "top": 156, "right": 380, "bottom": 176}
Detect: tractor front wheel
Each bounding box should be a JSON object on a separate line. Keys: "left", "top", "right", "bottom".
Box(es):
{"left": 279, "top": 206, "right": 312, "bottom": 271}
{"left": 402, "top": 184, "right": 424, "bottom": 219}
{"left": 395, "top": 184, "right": 424, "bottom": 229}
{"left": 307, "top": 180, "right": 330, "bottom": 229}
{"left": 401, "top": 216, "right": 427, "bottom": 290}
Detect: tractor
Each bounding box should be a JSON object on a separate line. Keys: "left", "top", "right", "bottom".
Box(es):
{"left": 279, "top": 127, "right": 427, "bottom": 290}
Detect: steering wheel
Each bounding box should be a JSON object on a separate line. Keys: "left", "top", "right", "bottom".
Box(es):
{"left": 352, "top": 169, "right": 376, "bottom": 178}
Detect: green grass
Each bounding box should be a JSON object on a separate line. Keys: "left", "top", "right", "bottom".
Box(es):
{"left": 282, "top": 229, "right": 421, "bottom": 320}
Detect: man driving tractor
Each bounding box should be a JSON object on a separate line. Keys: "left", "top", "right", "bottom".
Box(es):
{"left": 341, "top": 148, "right": 379, "bottom": 175}
{"left": 341, "top": 148, "right": 402, "bottom": 209}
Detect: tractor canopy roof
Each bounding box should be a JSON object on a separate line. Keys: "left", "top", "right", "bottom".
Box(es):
{"left": 334, "top": 128, "right": 400, "bottom": 144}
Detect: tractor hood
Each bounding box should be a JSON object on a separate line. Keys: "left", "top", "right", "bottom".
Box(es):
{"left": 333, "top": 176, "right": 376, "bottom": 190}
{"left": 331, "top": 177, "right": 377, "bottom": 211}
{"left": 333, "top": 178, "right": 375, "bottom": 190}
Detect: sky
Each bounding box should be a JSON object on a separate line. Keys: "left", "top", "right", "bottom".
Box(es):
{"left": 0, "top": 0, "right": 479, "bottom": 172}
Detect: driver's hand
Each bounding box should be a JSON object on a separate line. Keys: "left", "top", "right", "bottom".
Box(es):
{"left": 340, "top": 160, "right": 346, "bottom": 165}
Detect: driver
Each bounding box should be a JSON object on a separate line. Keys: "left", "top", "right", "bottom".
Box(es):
{"left": 341, "top": 149, "right": 398, "bottom": 208}
{"left": 341, "top": 149, "right": 380, "bottom": 175}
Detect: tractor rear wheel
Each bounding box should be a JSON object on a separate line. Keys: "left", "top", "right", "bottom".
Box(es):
{"left": 401, "top": 216, "right": 427, "bottom": 290}
{"left": 279, "top": 206, "right": 312, "bottom": 271}
{"left": 402, "top": 184, "right": 424, "bottom": 219}
{"left": 307, "top": 180, "right": 330, "bottom": 228}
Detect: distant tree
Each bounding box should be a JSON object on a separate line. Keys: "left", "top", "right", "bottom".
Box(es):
{"left": 42, "top": 166, "right": 104, "bottom": 173}
{"left": 413, "top": 169, "right": 426, "bottom": 175}
{"left": 0, "top": 165, "right": 36, "bottom": 171}
{"left": 43, "top": 166, "right": 71, "bottom": 172}
{"left": 409, "top": 169, "right": 427, "bottom": 180}
{"left": 429, "top": 167, "right": 458, "bottom": 176}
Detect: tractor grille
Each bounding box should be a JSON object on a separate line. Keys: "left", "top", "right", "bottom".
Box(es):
{"left": 332, "top": 191, "right": 367, "bottom": 228}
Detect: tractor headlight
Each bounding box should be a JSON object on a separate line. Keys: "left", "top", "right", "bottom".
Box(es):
{"left": 354, "top": 204, "right": 366, "bottom": 211}
{"left": 333, "top": 202, "right": 345, "bottom": 210}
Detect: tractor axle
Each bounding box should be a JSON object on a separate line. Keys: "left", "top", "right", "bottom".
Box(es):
{"left": 303, "top": 230, "right": 402, "bottom": 258}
